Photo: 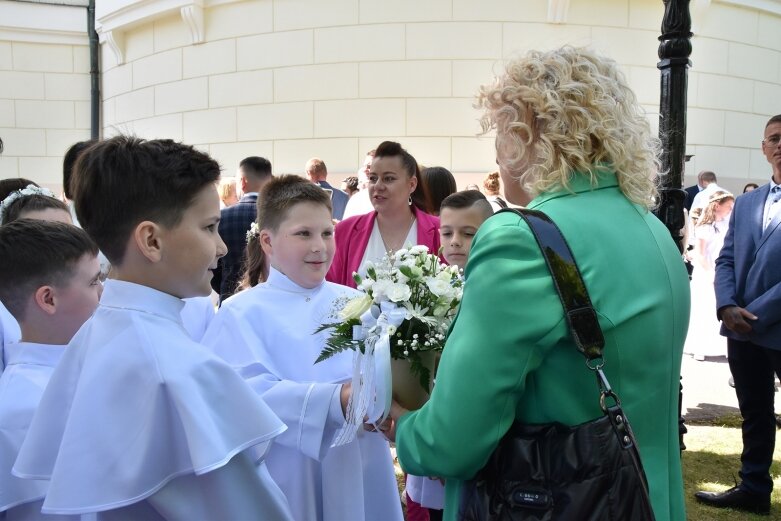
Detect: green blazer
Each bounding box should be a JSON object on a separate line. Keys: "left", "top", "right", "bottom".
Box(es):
{"left": 396, "top": 173, "right": 689, "bottom": 521}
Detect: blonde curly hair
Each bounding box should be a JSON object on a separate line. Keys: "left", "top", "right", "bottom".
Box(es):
{"left": 476, "top": 46, "right": 660, "bottom": 209}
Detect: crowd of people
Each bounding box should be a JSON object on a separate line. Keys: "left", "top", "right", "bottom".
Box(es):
{"left": 0, "top": 45, "right": 778, "bottom": 520}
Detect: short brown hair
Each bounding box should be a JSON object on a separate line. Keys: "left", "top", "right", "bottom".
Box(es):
{"left": 440, "top": 190, "right": 494, "bottom": 220}
{"left": 239, "top": 175, "right": 332, "bottom": 289}
{"left": 71, "top": 136, "right": 221, "bottom": 265}
{"left": 766, "top": 114, "right": 781, "bottom": 128}
{"left": 0, "top": 219, "right": 98, "bottom": 321}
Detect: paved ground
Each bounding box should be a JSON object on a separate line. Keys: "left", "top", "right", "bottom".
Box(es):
{"left": 680, "top": 353, "right": 781, "bottom": 422}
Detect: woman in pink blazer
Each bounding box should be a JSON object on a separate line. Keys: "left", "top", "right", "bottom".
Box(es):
{"left": 327, "top": 141, "right": 440, "bottom": 289}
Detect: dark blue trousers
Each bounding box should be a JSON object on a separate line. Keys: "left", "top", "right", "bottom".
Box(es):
{"left": 728, "top": 338, "right": 781, "bottom": 495}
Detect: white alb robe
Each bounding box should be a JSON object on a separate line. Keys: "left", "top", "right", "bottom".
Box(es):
{"left": 0, "top": 301, "right": 21, "bottom": 375}
{"left": 180, "top": 295, "right": 215, "bottom": 341}
{"left": 0, "top": 342, "right": 85, "bottom": 521}
{"left": 12, "top": 280, "right": 292, "bottom": 520}
{"left": 202, "top": 268, "right": 403, "bottom": 521}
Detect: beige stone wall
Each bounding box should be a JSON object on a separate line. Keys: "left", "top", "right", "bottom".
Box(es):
{"left": 0, "top": 0, "right": 91, "bottom": 189}
{"left": 3, "top": 0, "right": 779, "bottom": 195}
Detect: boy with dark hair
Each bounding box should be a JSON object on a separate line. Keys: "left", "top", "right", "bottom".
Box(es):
{"left": 438, "top": 190, "right": 494, "bottom": 270}
{"left": 0, "top": 219, "right": 101, "bottom": 520}
{"left": 13, "top": 136, "right": 292, "bottom": 520}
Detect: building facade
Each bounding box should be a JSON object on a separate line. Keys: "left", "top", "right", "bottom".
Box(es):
{"left": 1, "top": 0, "right": 780, "bottom": 193}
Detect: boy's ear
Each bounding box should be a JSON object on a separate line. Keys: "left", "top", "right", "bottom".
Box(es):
{"left": 259, "top": 229, "right": 273, "bottom": 256}
{"left": 33, "top": 286, "right": 57, "bottom": 316}
{"left": 133, "top": 221, "right": 164, "bottom": 263}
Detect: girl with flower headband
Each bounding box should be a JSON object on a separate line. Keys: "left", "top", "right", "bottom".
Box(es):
{"left": 0, "top": 181, "right": 71, "bottom": 225}
{"left": 686, "top": 190, "right": 735, "bottom": 361}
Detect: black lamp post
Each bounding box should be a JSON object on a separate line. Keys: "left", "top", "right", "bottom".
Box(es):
{"left": 656, "top": 0, "right": 692, "bottom": 252}
{"left": 657, "top": 0, "right": 692, "bottom": 452}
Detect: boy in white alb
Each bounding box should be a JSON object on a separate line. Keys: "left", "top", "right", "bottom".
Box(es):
{"left": 12, "top": 136, "right": 292, "bottom": 520}
{"left": 202, "top": 175, "right": 403, "bottom": 521}
{"left": 0, "top": 181, "right": 74, "bottom": 374}
{"left": 0, "top": 219, "right": 102, "bottom": 520}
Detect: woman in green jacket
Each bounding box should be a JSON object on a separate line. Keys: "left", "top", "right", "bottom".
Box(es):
{"left": 388, "top": 47, "right": 690, "bottom": 521}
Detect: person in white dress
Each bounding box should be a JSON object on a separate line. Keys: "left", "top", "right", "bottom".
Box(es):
{"left": 0, "top": 219, "right": 103, "bottom": 520}
{"left": 686, "top": 190, "right": 735, "bottom": 360}
{"left": 12, "top": 136, "right": 292, "bottom": 520}
{"left": 202, "top": 175, "right": 403, "bottom": 521}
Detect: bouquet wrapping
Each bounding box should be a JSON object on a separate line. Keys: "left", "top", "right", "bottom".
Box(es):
{"left": 315, "top": 245, "right": 462, "bottom": 446}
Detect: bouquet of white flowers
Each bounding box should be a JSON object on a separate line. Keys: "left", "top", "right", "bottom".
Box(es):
{"left": 316, "top": 245, "right": 463, "bottom": 445}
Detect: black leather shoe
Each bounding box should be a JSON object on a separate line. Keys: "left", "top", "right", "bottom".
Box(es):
{"left": 695, "top": 485, "right": 770, "bottom": 515}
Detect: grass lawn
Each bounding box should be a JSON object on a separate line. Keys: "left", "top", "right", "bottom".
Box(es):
{"left": 684, "top": 414, "right": 781, "bottom": 520}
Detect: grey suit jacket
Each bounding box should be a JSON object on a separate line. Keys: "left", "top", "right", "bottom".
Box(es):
{"left": 715, "top": 183, "right": 781, "bottom": 349}
{"left": 317, "top": 181, "right": 349, "bottom": 220}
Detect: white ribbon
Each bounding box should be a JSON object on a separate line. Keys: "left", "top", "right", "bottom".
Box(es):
{"left": 331, "top": 302, "right": 406, "bottom": 447}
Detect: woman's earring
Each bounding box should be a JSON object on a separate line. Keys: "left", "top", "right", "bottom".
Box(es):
{"left": 408, "top": 194, "right": 413, "bottom": 206}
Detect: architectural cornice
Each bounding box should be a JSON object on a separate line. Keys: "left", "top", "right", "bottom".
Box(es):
{"left": 0, "top": 0, "right": 87, "bottom": 46}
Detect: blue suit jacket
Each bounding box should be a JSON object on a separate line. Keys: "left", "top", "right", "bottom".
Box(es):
{"left": 317, "top": 181, "right": 349, "bottom": 221}
{"left": 715, "top": 183, "right": 781, "bottom": 349}
{"left": 212, "top": 194, "right": 257, "bottom": 303}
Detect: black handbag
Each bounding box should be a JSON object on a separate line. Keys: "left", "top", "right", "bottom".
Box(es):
{"left": 458, "top": 208, "right": 656, "bottom": 521}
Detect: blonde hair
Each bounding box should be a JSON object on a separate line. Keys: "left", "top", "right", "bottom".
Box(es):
{"left": 218, "top": 177, "right": 237, "bottom": 206}
{"left": 483, "top": 171, "right": 501, "bottom": 195}
{"left": 476, "top": 46, "right": 660, "bottom": 209}
{"left": 697, "top": 191, "right": 734, "bottom": 227}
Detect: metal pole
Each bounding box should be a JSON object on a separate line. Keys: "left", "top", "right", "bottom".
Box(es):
{"left": 656, "top": 0, "right": 691, "bottom": 251}
{"left": 87, "top": 0, "right": 100, "bottom": 140}
{"left": 657, "top": 0, "right": 692, "bottom": 452}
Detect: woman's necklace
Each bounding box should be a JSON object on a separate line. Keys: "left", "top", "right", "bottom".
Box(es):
{"left": 379, "top": 213, "right": 416, "bottom": 252}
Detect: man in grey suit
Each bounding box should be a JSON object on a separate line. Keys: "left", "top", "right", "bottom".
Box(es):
{"left": 695, "top": 114, "right": 781, "bottom": 515}
{"left": 306, "top": 157, "right": 348, "bottom": 220}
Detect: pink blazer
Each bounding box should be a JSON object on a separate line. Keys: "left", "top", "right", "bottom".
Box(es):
{"left": 327, "top": 206, "right": 441, "bottom": 288}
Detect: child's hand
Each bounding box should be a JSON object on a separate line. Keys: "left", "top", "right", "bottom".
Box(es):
{"left": 339, "top": 382, "right": 352, "bottom": 418}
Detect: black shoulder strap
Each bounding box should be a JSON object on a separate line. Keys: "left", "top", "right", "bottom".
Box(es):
{"left": 496, "top": 208, "right": 605, "bottom": 361}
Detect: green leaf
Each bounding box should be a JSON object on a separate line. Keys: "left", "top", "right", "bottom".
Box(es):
{"left": 409, "top": 355, "right": 432, "bottom": 393}
{"left": 315, "top": 337, "right": 364, "bottom": 364}
{"left": 399, "top": 265, "right": 414, "bottom": 279}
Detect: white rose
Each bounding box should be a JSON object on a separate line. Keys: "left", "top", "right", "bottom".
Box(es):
{"left": 371, "top": 279, "right": 391, "bottom": 302}
{"left": 386, "top": 283, "right": 412, "bottom": 303}
{"left": 410, "top": 245, "right": 429, "bottom": 255}
{"left": 339, "top": 295, "right": 373, "bottom": 321}
{"left": 426, "top": 277, "right": 452, "bottom": 297}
